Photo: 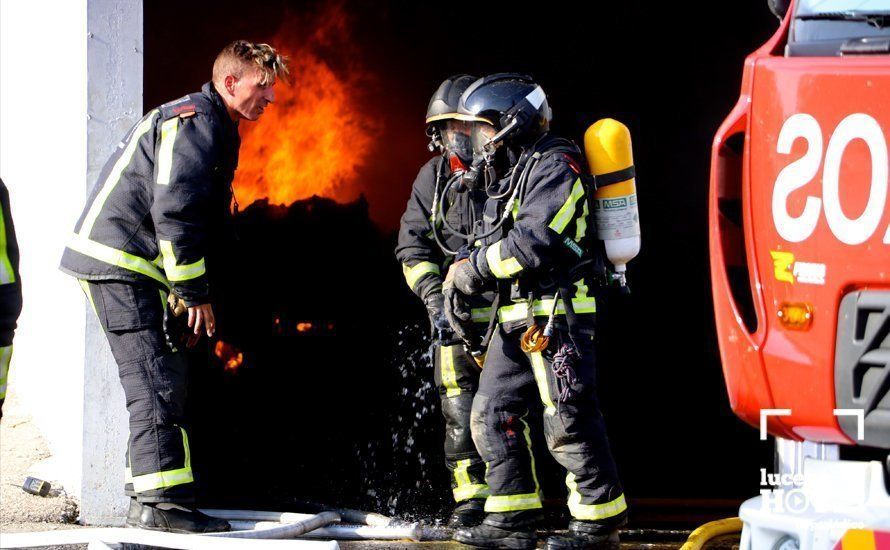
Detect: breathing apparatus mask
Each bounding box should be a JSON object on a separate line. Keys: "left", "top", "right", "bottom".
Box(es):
{"left": 428, "top": 120, "right": 473, "bottom": 166}
{"left": 431, "top": 120, "right": 542, "bottom": 257}
{"left": 461, "top": 120, "right": 512, "bottom": 192}
{"left": 427, "top": 119, "right": 477, "bottom": 194}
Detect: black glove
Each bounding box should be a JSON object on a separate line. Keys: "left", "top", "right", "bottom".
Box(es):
{"left": 443, "top": 288, "right": 481, "bottom": 351}
{"left": 443, "top": 258, "right": 487, "bottom": 350}
{"left": 449, "top": 258, "right": 487, "bottom": 296}
{"left": 423, "top": 291, "right": 450, "bottom": 334}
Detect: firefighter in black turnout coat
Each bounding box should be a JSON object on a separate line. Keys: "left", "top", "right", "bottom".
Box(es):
{"left": 60, "top": 41, "right": 288, "bottom": 533}
{"left": 444, "top": 74, "right": 628, "bottom": 549}
{"left": 396, "top": 75, "right": 494, "bottom": 528}
{"left": 0, "top": 178, "right": 22, "bottom": 419}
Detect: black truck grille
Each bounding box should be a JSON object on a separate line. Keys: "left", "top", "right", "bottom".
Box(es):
{"left": 835, "top": 290, "right": 890, "bottom": 449}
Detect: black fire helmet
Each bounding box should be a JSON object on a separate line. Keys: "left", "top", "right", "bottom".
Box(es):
{"left": 456, "top": 73, "right": 552, "bottom": 150}
{"left": 425, "top": 74, "right": 478, "bottom": 124}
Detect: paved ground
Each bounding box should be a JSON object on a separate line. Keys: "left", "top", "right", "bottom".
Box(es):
{"left": 0, "top": 391, "right": 83, "bottom": 548}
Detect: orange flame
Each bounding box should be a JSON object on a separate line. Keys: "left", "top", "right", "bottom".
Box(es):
{"left": 214, "top": 340, "right": 244, "bottom": 372}
{"left": 233, "top": 7, "right": 378, "bottom": 208}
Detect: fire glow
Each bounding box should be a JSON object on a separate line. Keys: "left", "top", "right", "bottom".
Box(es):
{"left": 233, "top": 6, "right": 378, "bottom": 208}
{"left": 214, "top": 340, "right": 244, "bottom": 372}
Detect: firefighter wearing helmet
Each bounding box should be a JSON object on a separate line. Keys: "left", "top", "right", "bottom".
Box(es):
{"left": 395, "top": 74, "right": 494, "bottom": 528}
{"left": 443, "top": 74, "right": 628, "bottom": 549}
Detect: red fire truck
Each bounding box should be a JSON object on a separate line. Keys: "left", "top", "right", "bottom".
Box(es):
{"left": 709, "top": 0, "right": 890, "bottom": 548}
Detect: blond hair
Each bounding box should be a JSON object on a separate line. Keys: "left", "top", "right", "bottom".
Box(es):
{"left": 212, "top": 40, "right": 290, "bottom": 87}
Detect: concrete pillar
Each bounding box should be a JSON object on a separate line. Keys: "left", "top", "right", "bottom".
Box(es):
{"left": 81, "top": 0, "right": 143, "bottom": 525}
{"left": 0, "top": 0, "right": 142, "bottom": 526}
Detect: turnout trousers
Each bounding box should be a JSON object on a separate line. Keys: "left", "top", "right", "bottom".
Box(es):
{"left": 80, "top": 280, "right": 194, "bottom": 503}
{"left": 433, "top": 340, "right": 490, "bottom": 503}
{"left": 471, "top": 325, "right": 627, "bottom": 526}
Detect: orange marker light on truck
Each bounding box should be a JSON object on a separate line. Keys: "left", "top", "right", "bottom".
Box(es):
{"left": 777, "top": 302, "right": 813, "bottom": 331}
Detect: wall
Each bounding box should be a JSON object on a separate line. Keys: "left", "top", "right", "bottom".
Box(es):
{"left": 0, "top": 0, "right": 142, "bottom": 525}
{"left": 81, "top": 0, "right": 143, "bottom": 525}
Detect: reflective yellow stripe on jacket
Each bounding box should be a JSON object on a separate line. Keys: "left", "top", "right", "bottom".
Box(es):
{"left": 498, "top": 296, "right": 597, "bottom": 324}
{"left": 402, "top": 261, "right": 440, "bottom": 291}
{"left": 80, "top": 111, "right": 158, "bottom": 237}
{"left": 68, "top": 234, "right": 170, "bottom": 289}
{"left": 156, "top": 117, "right": 179, "bottom": 185}
{"left": 159, "top": 240, "right": 205, "bottom": 282}
{"left": 485, "top": 241, "right": 523, "bottom": 279}
{"left": 67, "top": 111, "right": 171, "bottom": 287}
{"left": 549, "top": 178, "right": 586, "bottom": 235}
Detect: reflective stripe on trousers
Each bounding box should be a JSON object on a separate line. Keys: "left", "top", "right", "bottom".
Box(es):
{"left": 131, "top": 427, "right": 193, "bottom": 493}
{"left": 567, "top": 473, "right": 627, "bottom": 520}
{"left": 80, "top": 280, "right": 193, "bottom": 502}
{"left": 483, "top": 413, "right": 542, "bottom": 513}
{"left": 0, "top": 195, "right": 15, "bottom": 284}
{"left": 0, "top": 345, "right": 11, "bottom": 400}
{"left": 453, "top": 458, "right": 490, "bottom": 502}
{"left": 440, "top": 345, "right": 461, "bottom": 398}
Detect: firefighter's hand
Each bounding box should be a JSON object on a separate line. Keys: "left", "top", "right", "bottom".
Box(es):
{"left": 423, "top": 291, "right": 450, "bottom": 333}
{"left": 445, "top": 259, "right": 486, "bottom": 296}
{"left": 443, "top": 287, "right": 480, "bottom": 350}
{"left": 188, "top": 304, "right": 216, "bottom": 338}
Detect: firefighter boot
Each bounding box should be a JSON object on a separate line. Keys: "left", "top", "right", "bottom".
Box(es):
{"left": 128, "top": 502, "right": 231, "bottom": 534}
{"left": 126, "top": 498, "right": 142, "bottom": 526}
{"left": 447, "top": 498, "right": 486, "bottom": 528}
{"left": 453, "top": 510, "right": 541, "bottom": 549}
{"left": 545, "top": 518, "right": 625, "bottom": 549}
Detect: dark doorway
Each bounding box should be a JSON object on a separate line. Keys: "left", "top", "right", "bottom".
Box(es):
{"left": 145, "top": 0, "right": 778, "bottom": 526}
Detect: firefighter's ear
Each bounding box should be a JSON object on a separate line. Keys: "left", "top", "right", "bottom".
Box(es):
{"left": 223, "top": 74, "right": 238, "bottom": 96}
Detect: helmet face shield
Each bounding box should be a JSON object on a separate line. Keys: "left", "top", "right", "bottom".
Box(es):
{"left": 441, "top": 119, "right": 473, "bottom": 164}
{"left": 471, "top": 122, "right": 498, "bottom": 157}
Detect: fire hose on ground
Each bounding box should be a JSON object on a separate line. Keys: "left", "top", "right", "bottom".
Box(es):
{"left": 205, "top": 511, "right": 341, "bottom": 540}
{"left": 284, "top": 502, "right": 398, "bottom": 527}
{"left": 202, "top": 507, "right": 423, "bottom": 542}
{"left": 0, "top": 505, "right": 421, "bottom": 548}
{"left": 679, "top": 517, "right": 743, "bottom": 550}
{"left": 0, "top": 525, "right": 339, "bottom": 549}
{"left": 227, "top": 521, "right": 423, "bottom": 541}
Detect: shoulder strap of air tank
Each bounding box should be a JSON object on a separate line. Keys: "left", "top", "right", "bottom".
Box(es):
{"left": 536, "top": 137, "right": 581, "bottom": 162}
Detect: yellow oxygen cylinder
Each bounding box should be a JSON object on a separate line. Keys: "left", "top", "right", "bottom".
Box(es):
{"left": 584, "top": 118, "right": 641, "bottom": 287}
